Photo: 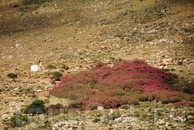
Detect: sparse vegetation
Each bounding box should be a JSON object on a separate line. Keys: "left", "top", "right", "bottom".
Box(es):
{"left": 52, "top": 71, "right": 63, "bottom": 81}
{"left": 24, "top": 100, "right": 45, "bottom": 115}
{"left": 93, "top": 118, "right": 101, "bottom": 123}
{"left": 112, "top": 58, "right": 122, "bottom": 65}
{"left": 129, "top": 100, "right": 140, "bottom": 106}
{"left": 10, "top": 115, "right": 22, "bottom": 127}
{"left": 7, "top": 73, "right": 17, "bottom": 82}
{"left": 47, "top": 65, "right": 57, "bottom": 69}
{"left": 22, "top": 0, "right": 52, "bottom": 5}
{"left": 61, "top": 64, "right": 69, "bottom": 70}
{"left": 10, "top": 114, "right": 28, "bottom": 127}
{"left": 0, "top": 0, "right": 194, "bottom": 129}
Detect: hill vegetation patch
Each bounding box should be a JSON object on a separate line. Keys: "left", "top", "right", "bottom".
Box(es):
{"left": 50, "top": 60, "right": 193, "bottom": 110}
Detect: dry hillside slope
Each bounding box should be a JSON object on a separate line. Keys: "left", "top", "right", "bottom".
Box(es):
{"left": 0, "top": 0, "right": 194, "bottom": 129}
{"left": 0, "top": 0, "right": 194, "bottom": 76}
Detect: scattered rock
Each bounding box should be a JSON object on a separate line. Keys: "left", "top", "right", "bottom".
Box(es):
{"left": 2, "top": 114, "right": 10, "bottom": 121}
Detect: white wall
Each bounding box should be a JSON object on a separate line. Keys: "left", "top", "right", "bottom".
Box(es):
{"left": 31, "top": 65, "right": 39, "bottom": 72}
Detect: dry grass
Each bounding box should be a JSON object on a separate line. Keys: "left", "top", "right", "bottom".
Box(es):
{"left": 0, "top": 0, "right": 194, "bottom": 128}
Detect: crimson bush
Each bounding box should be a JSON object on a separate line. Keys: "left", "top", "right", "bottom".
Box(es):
{"left": 50, "top": 59, "right": 191, "bottom": 109}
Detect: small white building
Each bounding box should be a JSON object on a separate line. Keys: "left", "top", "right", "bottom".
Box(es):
{"left": 31, "top": 62, "right": 44, "bottom": 72}
{"left": 31, "top": 65, "right": 39, "bottom": 72}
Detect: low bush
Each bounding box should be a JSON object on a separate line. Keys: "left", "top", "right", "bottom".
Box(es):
{"left": 19, "top": 5, "right": 39, "bottom": 12}
{"left": 100, "top": 96, "right": 122, "bottom": 109}
{"left": 183, "top": 86, "right": 194, "bottom": 94}
{"left": 139, "top": 95, "right": 149, "bottom": 102}
{"left": 169, "top": 97, "right": 182, "bottom": 103}
{"left": 112, "top": 58, "right": 122, "bottom": 65}
{"left": 109, "top": 88, "right": 126, "bottom": 96}
{"left": 21, "top": 115, "right": 28, "bottom": 122}
{"left": 111, "top": 111, "right": 122, "bottom": 120}
{"left": 69, "top": 101, "right": 83, "bottom": 109}
{"left": 50, "top": 59, "right": 192, "bottom": 109}
{"left": 24, "top": 100, "right": 45, "bottom": 115}
{"left": 174, "top": 101, "right": 194, "bottom": 107}
{"left": 53, "top": 71, "right": 63, "bottom": 81}
{"left": 129, "top": 100, "right": 140, "bottom": 105}
{"left": 7, "top": 73, "right": 17, "bottom": 82}
{"left": 188, "top": 112, "right": 194, "bottom": 116}
{"left": 10, "top": 115, "right": 22, "bottom": 127}
{"left": 93, "top": 118, "right": 101, "bottom": 123}
{"left": 47, "top": 64, "right": 57, "bottom": 69}
{"left": 119, "top": 104, "right": 130, "bottom": 109}
{"left": 22, "top": 0, "right": 52, "bottom": 5}
{"left": 188, "top": 118, "right": 194, "bottom": 124}
{"left": 161, "top": 100, "right": 170, "bottom": 104}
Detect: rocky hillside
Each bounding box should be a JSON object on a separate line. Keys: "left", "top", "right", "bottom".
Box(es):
{"left": 0, "top": 0, "right": 194, "bottom": 77}
{"left": 0, "top": 0, "right": 194, "bottom": 129}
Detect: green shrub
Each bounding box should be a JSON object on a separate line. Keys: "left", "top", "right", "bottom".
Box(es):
{"left": 47, "top": 64, "right": 57, "bottom": 69}
{"left": 183, "top": 86, "right": 194, "bottom": 94}
{"left": 188, "top": 118, "right": 194, "bottom": 124}
{"left": 93, "top": 118, "right": 101, "bottom": 123}
{"left": 139, "top": 96, "right": 149, "bottom": 102}
{"left": 129, "top": 100, "right": 140, "bottom": 105}
{"left": 10, "top": 115, "right": 22, "bottom": 127}
{"left": 69, "top": 102, "right": 83, "bottom": 109}
{"left": 7, "top": 73, "right": 17, "bottom": 82}
{"left": 21, "top": 115, "right": 28, "bottom": 122}
{"left": 161, "top": 100, "right": 170, "bottom": 104}
{"left": 154, "top": 109, "right": 164, "bottom": 116}
{"left": 112, "top": 58, "right": 122, "bottom": 65}
{"left": 170, "top": 97, "right": 181, "bottom": 103}
{"left": 119, "top": 104, "right": 130, "bottom": 109}
{"left": 111, "top": 90, "right": 125, "bottom": 96}
{"left": 111, "top": 111, "right": 122, "bottom": 120}
{"left": 24, "top": 100, "right": 45, "bottom": 115}
{"left": 22, "top": 0, "right": 52, "bottom": 5}
{"left": 53, "top": 71, "right": 63, "bottom": 81}
{"left": 188, "top": 112, "right": 194, "bottom": 116}
{"left": 19, "top": 5, "right": 39, "bottom": 12}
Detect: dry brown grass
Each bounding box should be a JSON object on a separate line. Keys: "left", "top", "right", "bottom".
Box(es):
{"left": 0, "top": 0, "right": 194, "bottom": 128}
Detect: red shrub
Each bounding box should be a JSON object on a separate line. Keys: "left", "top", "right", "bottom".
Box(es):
{"left": 174, "top": 101, "right": 194, "bottom": 107}
{"left": 50, "top": 59, "right": 193, "bottom": 109}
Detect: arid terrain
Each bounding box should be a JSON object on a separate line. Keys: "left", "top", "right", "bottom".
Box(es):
{"left": 0, "top": 0, "right": 194, "bottom": 129}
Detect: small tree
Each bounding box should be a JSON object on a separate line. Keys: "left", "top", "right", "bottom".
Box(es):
{"left": 24, "top": 100, "right": 45, "bottom": 115}
{"left": 7, "top": 73, "right": 17, "bottom": 82}
{"left": 53, "top": 71, "right": 63, "bottom": 81}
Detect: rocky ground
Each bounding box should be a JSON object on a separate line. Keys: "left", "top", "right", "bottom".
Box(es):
{"left": 51, "top": 103, "right": 194, "bottom": 130}
{"left": 0, "top": 0, "right": 194, "bottom": 129}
